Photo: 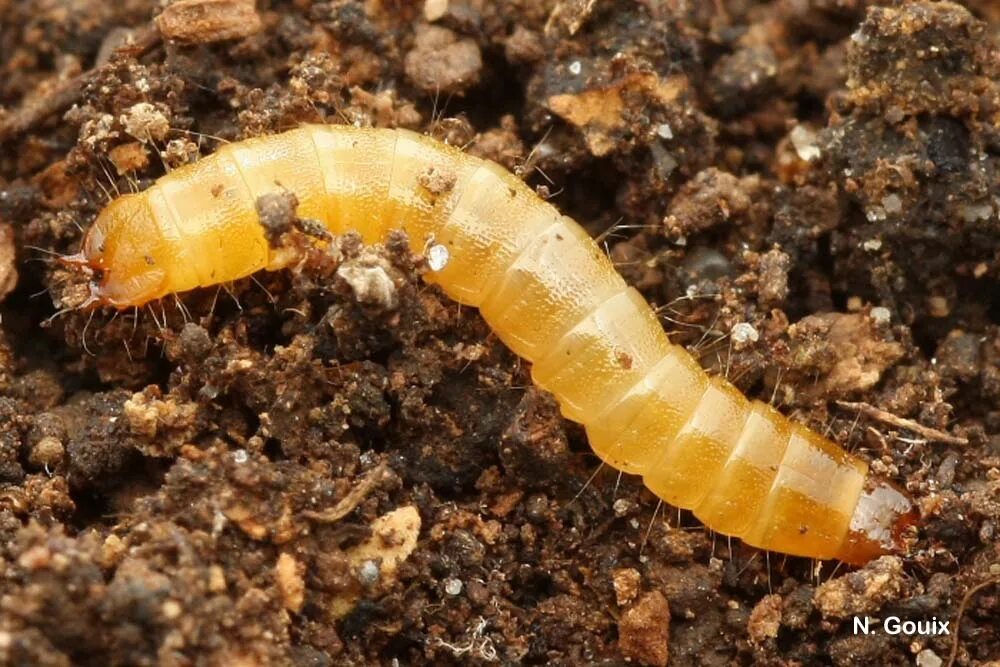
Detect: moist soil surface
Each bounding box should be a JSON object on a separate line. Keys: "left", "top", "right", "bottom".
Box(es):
{"left": 0, "top": 1, "right": 998, "bottom": 665}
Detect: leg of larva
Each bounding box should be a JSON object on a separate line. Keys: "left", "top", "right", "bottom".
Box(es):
{"left": 693, "top": 401, "right": 792, "bottom": 537}
{"left": 586, "top": 345, "right": 708, "bottom": 474}
{"left": 741, "top": 423, "right": 868, "bottom": 559}
{"left": 307, "top": 125, "right": 399, "bottom": 243}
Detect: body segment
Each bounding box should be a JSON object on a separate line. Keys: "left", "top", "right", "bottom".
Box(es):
{"left": 77, "top": 125, "right": 916, "bottom": 564}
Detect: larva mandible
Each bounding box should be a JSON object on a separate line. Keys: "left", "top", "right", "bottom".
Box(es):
{"left": 66, "top": 125, "right": 917, "bottom": 564}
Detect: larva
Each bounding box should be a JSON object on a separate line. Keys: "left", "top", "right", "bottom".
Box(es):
{"left": 67, "top": 125, "right": 917, "bottom": 564}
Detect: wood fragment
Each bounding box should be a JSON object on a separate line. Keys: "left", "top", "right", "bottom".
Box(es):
{"left": 836, "top": 400, "right": 968, "bottom": 446}
{"left": 156, "top": 0, "right": 263, "bottom": 44}
{"left": 545, "top": 0, "right": 598, "bottom": 37}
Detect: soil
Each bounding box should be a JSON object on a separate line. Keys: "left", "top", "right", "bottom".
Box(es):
{"left": 0, "top": 1, "right": 998, "bottom": 665}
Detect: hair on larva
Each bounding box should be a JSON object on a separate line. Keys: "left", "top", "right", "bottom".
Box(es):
{"left": 69, "top": 125, "right": 917, "bottom": 564}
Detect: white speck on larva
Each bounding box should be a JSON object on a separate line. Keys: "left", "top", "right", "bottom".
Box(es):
{"left": 427, "top": 244, "right": 450, "bottom": 271}
{"left": 568, "top": 60, "right": 582, "bottom": 75}
{"left": 732, "top": 322, "right": 759, "bottom": 345}
{"left": 232, "top": 449, "right": 248, "bottom": 464}
{"left": 444, "top": 578, "right": 463, "bottom": 595}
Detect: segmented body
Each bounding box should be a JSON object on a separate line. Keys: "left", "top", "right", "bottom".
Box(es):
{"left": 78, "top": 125, "right": 916, "bottom": 563}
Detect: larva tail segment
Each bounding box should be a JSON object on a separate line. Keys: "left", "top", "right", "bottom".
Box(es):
{"left": 835, "top": 479, "right": 918, "bottom": 565}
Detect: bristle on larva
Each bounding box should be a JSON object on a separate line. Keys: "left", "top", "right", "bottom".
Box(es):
{"left": 74, "top": 125, "right": 917, "bottom": 564}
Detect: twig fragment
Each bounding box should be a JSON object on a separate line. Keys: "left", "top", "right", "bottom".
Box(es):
{"left": 835, "top": 400, "right": 968, "bottom": 446}
{"left": 302, "top": 461, "right": 391, "bottom": 524}
{"left": 0, "top": 26, "right": 160, "bottom": 143}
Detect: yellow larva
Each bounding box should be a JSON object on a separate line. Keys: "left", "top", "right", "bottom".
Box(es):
{"left": 70, "top": 125, "right": 916, "bottom": 564}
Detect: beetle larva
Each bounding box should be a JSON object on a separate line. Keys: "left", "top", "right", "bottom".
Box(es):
{"left": 68, "top": 125, "right": 917, "bottom": 564}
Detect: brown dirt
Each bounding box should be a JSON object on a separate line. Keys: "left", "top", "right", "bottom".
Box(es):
{"left": 1, "top": 1, "right": 998, "bottom": 665}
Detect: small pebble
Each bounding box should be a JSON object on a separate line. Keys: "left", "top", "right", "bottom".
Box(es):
{"left": 881, "top": 193, "right": 903, "bottom": 215}
{"left": 358, "top": 559, "right": 380, "bottom": 587}
{"left": 916, "top": 649, "right": 942, "bottom": 667}
{"left": 161, "top": 599, "right": 182, "bottom": 620}
{"left": 444, "top": 578, "right": 463, "bottom": 596}
{"left": 732, "top": 322, "right": 759, "bottom": 345}
{"left": 789, "top": 125, "right": 821, "bottom": 161}
{"left": 337, "top": 260, "right": 398, "bottom": 310}
{"left": 870, "top": 306, "right": 891, "bottom": 325}
{"left": 612, "top": 498, "right": 632, "bottom": 516}
{"left": 29, "top": 436, "right": 64, "bottom": 469}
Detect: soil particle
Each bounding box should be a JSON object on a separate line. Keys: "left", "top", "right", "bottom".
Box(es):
{"left": 612, "top": 567, "right": 641, "bottom": 606}
{"left": 65, "top": 390, "right": 143, "bottom": 491}
{"left": 504, "top": 25, "right": 546, "bottom": 66}
{"left": 845, "top": 2, "right": 992, "bottom": 116}
{"left": 618, "top": 590, "right": 671, "bottom": 667}
{"left": 707, "top": 45, "right": 779, "bottom": 118}
{"left": 106, "top": 140, "right": 150, "bottom": 174}
{"left": 120, "top": 101, "right": 170, "bottom": 144}
{"left": 336, "top": 252, "right": 400, "bottom": 311}
{"left": 663, "top": 168, "right": 761, "bottom": 239}
{"left": 256, "top": 190, "right": 301, "bottom": 246}
{"left": 404, "top": 25, "right": 483, "bottom": 95}
{"left": 813, "top": 555, "right": 910, "bottom": 619}
{"left": 784, "top": 311, "right": 906, "bottom": 401}
{"left": 747, "top": 593, "right": 781, "bottom": 645}
{"left": 756, "top": 247, "right": 791, "bottom": 308}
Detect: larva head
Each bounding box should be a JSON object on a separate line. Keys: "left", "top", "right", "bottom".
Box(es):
{"left": 77, "top": 194, "right": 168, "bottom": 308}
{"left": 836, "top": 479, "right": 919, "bottom": 565}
